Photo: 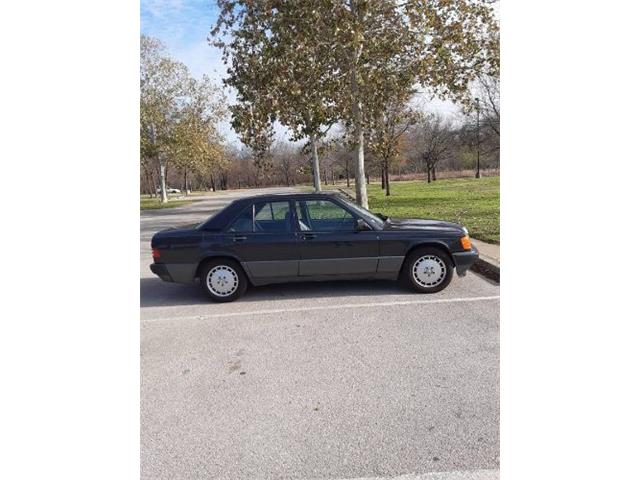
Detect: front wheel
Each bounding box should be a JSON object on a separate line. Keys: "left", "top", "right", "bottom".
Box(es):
{"left": 199, "top": 259, "right": 248, "bottom": 302}
{"left": 402, "top": 247, "right": 454, "bottom": 294}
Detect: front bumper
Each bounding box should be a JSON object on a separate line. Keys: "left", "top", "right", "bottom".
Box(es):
{"left": 150, "top": 263, "right": 173, "bottom": 282}
{"left": 452, "top": 246, "right": 479, "bottom": 277}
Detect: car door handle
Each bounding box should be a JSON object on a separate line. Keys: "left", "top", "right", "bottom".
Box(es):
{"left": 300, "top": 233, "right": 316, "bottom": 240}
{"left": 232, "top": 235, "right": 247, "bottom": 242}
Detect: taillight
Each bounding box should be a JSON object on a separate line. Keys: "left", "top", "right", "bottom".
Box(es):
{"left": 152, "top": 248, "right": 161, "bottom": 260}
{"left": 460, "top": 235, "right": 472, "bottom": 250}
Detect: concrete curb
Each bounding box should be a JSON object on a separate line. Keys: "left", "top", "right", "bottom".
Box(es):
{"left": 470, "top": 257, "right": 500, "bottom": 284}
{"left": 469, "top": 239, "right": 500, "bottom": 284}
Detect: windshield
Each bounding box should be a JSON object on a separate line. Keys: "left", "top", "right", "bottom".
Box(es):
{"left": 338, "top": 195, "right": 386, "bottom": 228}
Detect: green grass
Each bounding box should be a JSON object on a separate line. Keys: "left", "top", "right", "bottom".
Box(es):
{"left": 367, "top": 177, "right": 500, "bottom": 243}
{"left": 140, "top": 197, "right": 194, "bottom": 210}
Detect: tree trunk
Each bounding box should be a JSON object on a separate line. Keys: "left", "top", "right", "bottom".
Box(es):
{"left": 381, "top": 166, "right": 386, "bottom": 189}
{"left": 331, "top": 169, "right": 335, "bottom": 185}
{"left": 427, "top": 166, "right": 431, "bottom": 183}
{"left": 352, "top": 108, "right": 368, "bottom": 208}
{"left": 350, "top": 31, "right": 368, "bottom": 208}
{"left": 151, "top": 168, "right": 158, "bottom": 197}
{"left": 150, "top": 124, "right": 167, "bottom": 202}
{"left": 323, "top": 168, "right": 328, "bottom": 186}
{"left": 210, "top": 173, "right": 216, "bottom": 191}
{"left": 385, "top": 160, "right": 391, "bottom": 197}
{"left": 183, "top": 168, "right": 188, "bottom": 195}
{"left": 158, "top": 159, "right": 168, "bottom": 203}
{"left": 310, "top": 132, "right": 322, "bottom": 192}
{"left": 432, "top": 166, "right": 437, "bottom": 181}
{"left": 346, "top": 157, "right": 350, "bottom": 187}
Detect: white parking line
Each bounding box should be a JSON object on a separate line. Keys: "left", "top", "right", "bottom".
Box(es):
{"left": 141, "top": 295, "right": 500, "bottom": 323}
{"left": 326, "top": 469, "right": 499, "bottom": 480}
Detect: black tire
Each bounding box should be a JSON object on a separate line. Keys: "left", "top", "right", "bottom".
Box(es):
{"left": 401, "top": 246, "right": 454, "bottom": 294}
{"left": 199, "top": 258, "right": 248, "bottom": 302}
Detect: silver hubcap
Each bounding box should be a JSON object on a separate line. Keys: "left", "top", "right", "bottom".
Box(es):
{"left": 412, "top": 255, "right": 446, "bottom": 288}
{"left": 206, "top": 265, "right": 239, "bottom": 297}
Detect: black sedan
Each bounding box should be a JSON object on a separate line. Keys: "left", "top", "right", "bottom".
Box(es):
{"left": 150, "top": 192, "right": 479, "bottom": 302}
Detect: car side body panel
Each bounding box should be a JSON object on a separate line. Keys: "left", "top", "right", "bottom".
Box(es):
{"left": 227, "top": 231, "right": 299, "bottom": 280}
{"left": 376, "top": 256, "right": 405, "bottom": 275}
{"left": 297, "top": 230, "right": 380, "bottom": 276}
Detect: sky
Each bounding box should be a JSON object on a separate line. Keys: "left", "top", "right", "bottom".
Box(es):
{"left": 140, "top": 0, "right": 461, "bottom": 146}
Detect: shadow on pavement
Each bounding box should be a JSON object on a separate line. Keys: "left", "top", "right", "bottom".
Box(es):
{"left": 140, "top": 277, "right": 407, "bottom": 308}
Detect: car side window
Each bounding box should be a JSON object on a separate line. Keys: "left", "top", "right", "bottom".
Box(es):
{"left": 299, "top": 200, "right": 357, "bottom": 232}
{"left": 254, "top": 201, "right": 292, "bottom": 232}
{"left": 227, "top": 205, "right": 254, "bottom": 232}
{"left": 228, "top": 201, "right": 293, "bottom": 233}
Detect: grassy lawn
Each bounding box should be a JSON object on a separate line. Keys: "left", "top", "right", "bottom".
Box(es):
{"left": 367, "top": 177, "right": 500, "bottom": 243}
{"left": 140, "top": 197, "right": 194, "bottom": 210}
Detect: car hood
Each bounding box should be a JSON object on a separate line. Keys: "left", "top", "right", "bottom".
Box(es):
{"left": 382, "top": 217, "right": 465, "bottom": 234}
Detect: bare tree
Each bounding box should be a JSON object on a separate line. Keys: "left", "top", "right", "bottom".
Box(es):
{"left": 272, "top": 142, "right": 306, "bottom": 187}
{"left": 476, "top": 75, "right": 500, "bottom": 138}
{"left": 411, "top": 113, "right": 454, "bottom": 183}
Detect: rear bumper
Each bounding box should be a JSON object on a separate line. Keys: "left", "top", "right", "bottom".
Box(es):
{"left": 452, "top": 247, "right": 479, "bottom": 277}
{"left": 150, "top": 263, "right": 173, "bottom": 282}
{"left": 150, "top": 262, "right": 198, "bottom": 284}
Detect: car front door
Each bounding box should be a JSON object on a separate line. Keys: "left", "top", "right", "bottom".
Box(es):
{"left": 222, "top": 200, "right": 299, "bottom": 282}
{"left": 294, "top": 198, "right": 379, "bottom": 276}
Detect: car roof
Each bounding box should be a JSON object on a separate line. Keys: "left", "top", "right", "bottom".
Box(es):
{"left": 199, "top": 191, "right": 352, "bottom": 231}
{"left": 245, "top": 190, "right": 341, "bottom": 198}
{"left": 230, "top": 191, "right": 348, "bottom": 202}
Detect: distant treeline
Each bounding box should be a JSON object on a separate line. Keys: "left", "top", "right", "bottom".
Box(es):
{"left": 140, "top": 105, "right": 500, "bottom": 195}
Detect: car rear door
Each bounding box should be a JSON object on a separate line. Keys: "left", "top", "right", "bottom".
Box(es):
{"left": 222, "top": 200, "right": 299, "bottom": 282}
{"left": 294, "top": 198, "right": 379, "bottom": 276}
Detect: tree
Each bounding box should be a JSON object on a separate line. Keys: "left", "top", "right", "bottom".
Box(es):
{"left": 475, "top": 75, "right": 500, "bottom": 138}
{"left": 211, "top": 1, "right": 498, "bottom": 204}
{"left": 330, "top": 0, "right": 499, "bottom": 207}
{"left": 452, "top": 74, "right": 500, "bottom": 175}
{"left": 271, "top": 141, "right": 307, "bottom": 187}
{"left": 412, "top": 113, "right": 454, "bottom": 183}
{"left": 231, "top": 100, "right": 275, "bottom": 180}
{"left": 368, "top": 92, "right": 416, "bottom": 196}
{"left": 212, "top": 0, "right": 340, "bottom": 192}
{"left": 141, "top": 36, "right": 230, "bottom": 199}
{"left": 140, "top": 35, "right": 190, "bottom": 203}
{"left": 172, "top": 75, "right": 226, "bottom": 195}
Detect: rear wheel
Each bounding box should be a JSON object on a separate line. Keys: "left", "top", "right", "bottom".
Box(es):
{"left": 199, "top": 258, "right": 247, "bottom": 302}
{"left": 402, "top": 247, "right": 454, "bottom": 293}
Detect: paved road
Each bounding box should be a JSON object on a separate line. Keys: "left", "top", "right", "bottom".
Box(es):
{"left": 140, "top": 187, "right": 500, "bottom": 480}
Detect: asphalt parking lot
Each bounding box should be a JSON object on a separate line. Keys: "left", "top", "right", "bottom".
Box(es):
{"left": 140, "top": 187, "right": 500, "bottom": 480}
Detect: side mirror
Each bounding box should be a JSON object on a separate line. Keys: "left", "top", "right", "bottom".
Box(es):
{"left": 356, "top": 218, "right": 372, "bottom": 231}
{"left": 375, "top": 212, "right": 388, "bottom": 221}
